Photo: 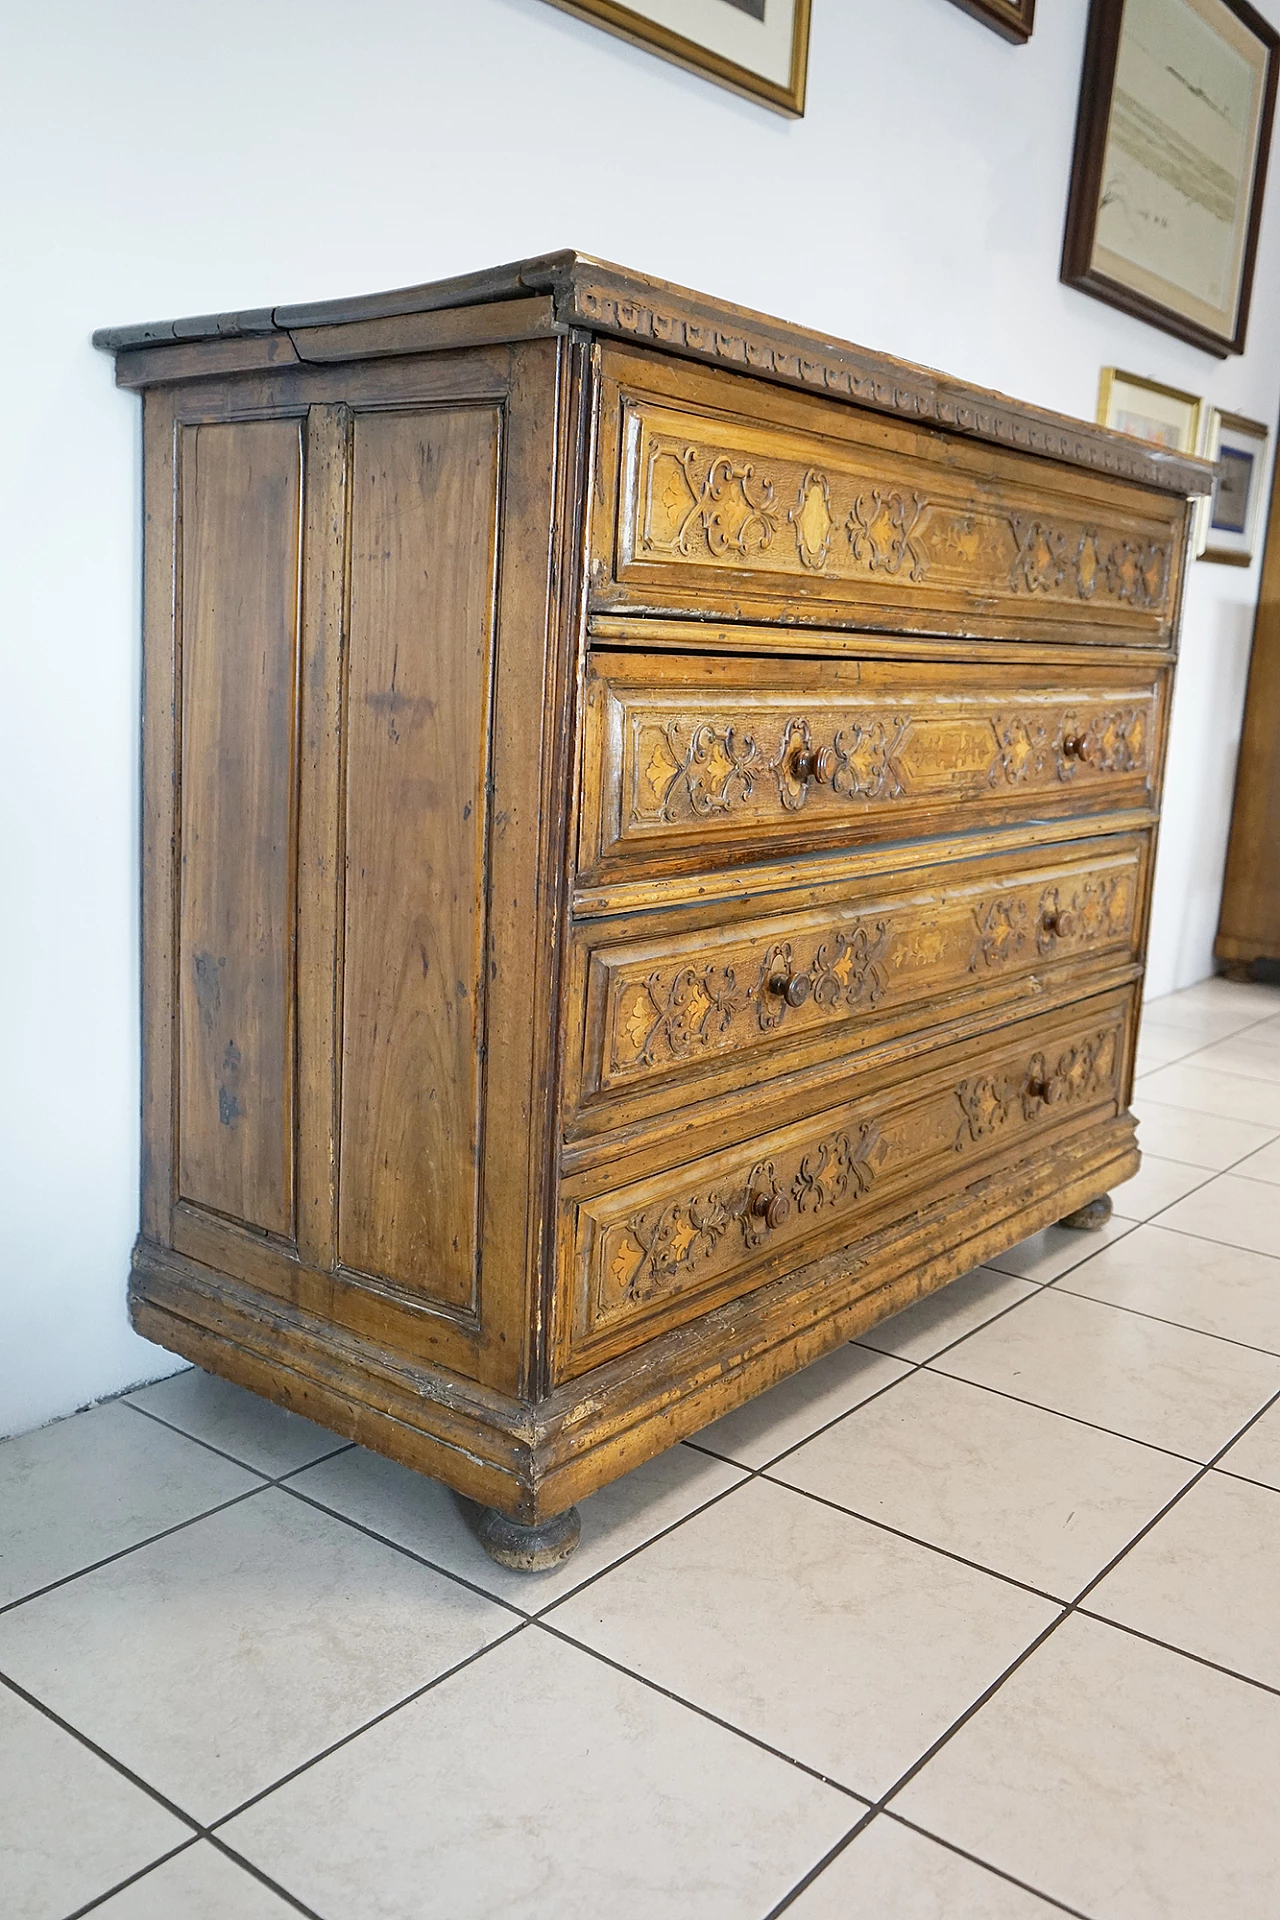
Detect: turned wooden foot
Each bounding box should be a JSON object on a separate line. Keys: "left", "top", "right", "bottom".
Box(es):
{"left": 1058, "top": 1193, "right": 1113, "bottom": 1232}
{"left": 468, "top": 1503, "right": 582, "bottom": 1572}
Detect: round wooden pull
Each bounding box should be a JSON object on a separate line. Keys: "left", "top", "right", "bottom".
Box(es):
{"left": 768, "top": 971, "right": 812, "bottom": 1008}
{"left": 1027, "top": 1076, "right": 1060, "bottom": 1104}
{"left": 1061, "top": 735, "right": 1089, "bottom": 761}
{"left": 749, "top": 1188, "right": 791, "bottom": 1230}
{"left": 1042, "top": 909, "right": 1077, "bottom": 939}
{"left": 792, "top": 745, "right": 837, "bottom": 785}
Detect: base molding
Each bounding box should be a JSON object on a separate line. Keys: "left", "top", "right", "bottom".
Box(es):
{"left": 131, "top": 1117, "right": 1136, "bottom": 1523}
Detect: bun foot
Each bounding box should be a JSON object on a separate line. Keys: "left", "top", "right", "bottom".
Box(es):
{"left": 467, "top": 1502, "right": 582, "bottom": 1572}
{"left": 1058, "top": 1194, "right": 1113, "bottom": 1232}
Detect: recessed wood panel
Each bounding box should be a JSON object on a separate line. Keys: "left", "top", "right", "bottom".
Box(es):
{"left": 177, "top": 419, "right": 302, "bottom": 1237}
{"left": 337, "top": 406, "right": 501, "bottom": 1308}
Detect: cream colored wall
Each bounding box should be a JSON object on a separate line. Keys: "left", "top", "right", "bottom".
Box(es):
{"left": 3, "top": 0, "right": 1278, "bottom": 1433}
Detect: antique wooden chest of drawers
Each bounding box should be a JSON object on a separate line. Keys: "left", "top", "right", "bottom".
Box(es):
{"left": 96, "top": 255, "right": 1210, "bottom": 1567}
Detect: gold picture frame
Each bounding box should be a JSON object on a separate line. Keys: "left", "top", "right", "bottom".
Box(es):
{"left": 538, "top": 0, "right": 812, "bottom": 116}
{"left": 1098, "top": 367, "right": 1203, "bottom": 455}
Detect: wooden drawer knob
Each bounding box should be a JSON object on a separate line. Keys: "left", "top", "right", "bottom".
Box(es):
{"left": 792, "top": 745, "right": 837, "bottom": 785}
{"left": 1026, "top": 1074, "right": 1062, "bottom": 1104}
{"left": 748, "top": 1187, "right": 791, "bottom": 1230}
{"left": 1042, "top": 908, "right": 1077, "bottom": 939}
{"left": 768, "top": 970, "right": 812, "bottom": 1008}
{"left": 1061, "top": 734, "right": 1089, "bottom": 762}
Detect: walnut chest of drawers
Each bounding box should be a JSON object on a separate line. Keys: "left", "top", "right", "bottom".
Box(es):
{"left": 96, "top": 254, "right": 1210, "bottom": 1566}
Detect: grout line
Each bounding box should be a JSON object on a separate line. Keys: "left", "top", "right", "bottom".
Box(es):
{"left": 919, "top": 1362, "right": 1204, "bottom": 1466}
{"left": 203, "top": 1622, "right": 531, "bottom": 1832}
{"left": 759, "top": 1811, "right": 875, "bottom": 1920}
{"left": 881, "top": 1811, "right": 1096, "bottom": 1919}
{"left": 1072, "top": 1605, "right": 1280, "bottom": 1701}
{"left": 0, "top": 1486, "right": 271, "bottom": 1619}
{"left": 0, "top": 1667, "right": 201, "bottom": 1833}
{"left": 1048, "top": 1275, "right": 1280, "bottom": 1362}
{"left": 124, "top": 1396, "right": 357, "bottom": 1479}
{"left": 755, "top": 1476, "right": 1072, "bottom": 1609}
{"left": 533, "top": 1617, "right": 871, "bottom": 1804}
{"left": 1146, "top": 1217, "right": 1280, "bottom": 1266}
{"left": 59, "top": 1838, "right": 202, "bottom": 1920}
{"left": 274, "top": 1482, "right": 533, "bottom": 1622}
{"left": 200, "top": 1834, "right": 328, "bottom": 1919}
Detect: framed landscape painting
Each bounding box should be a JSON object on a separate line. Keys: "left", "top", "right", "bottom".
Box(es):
{"left": 1062, "top": 0, "right": 1280, "bottom": 355}
{"left": 540, "top": 0, "right": 812, "bottom": 114}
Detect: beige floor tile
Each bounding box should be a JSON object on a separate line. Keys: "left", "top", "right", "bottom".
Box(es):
{"left": 1132, "top": 1019, "right": 1203, "bottom": 1066}
{"left": 126, "top": 1369, "right": 350, "bottom": 1477}
{"left": 0, "top": 1488, "right": 512, "bottom": 1823}
{"left": 1178, "top": 1030, "right": 1280, "bottom": 1085}
{"left": 290, "top": 1440, "right": 745, "bottom": 1609}
{"left": 222, "top": 1627, "right": 854, "bottom": 1920}
{"left": 92, "top": 1841, "right": 297, "bottom": 1918}
{"left": 982, "top": 1211, "right": 1136, "bottom": 1283}
{"left": 0, "top": 1685, "right": 188, "bottom": 1920}
{"left": 1132, "top": 1095, "right": 1277, "bottom": 1170}
{"left": 1235, "top": 1134, "right": 1280, "bottom": 1184}
{"left": 933, "top": 1286, "right": 1280, "bottom": 1459}
{"left": 1088, "top": 1470, "right": 1280, "bottom": 1688}
{"left": 1136, "top": 1061, "right": 1280, "bottom": 1128}
{"left": 550, "top": 1476, "right": 1056, "bottom": 1798}
{"left": 1110, "top": 1152, "right": 1212, "bottom": 1222}
{"left": 772, "top": 1368, "right": 1195, "bottom": 1599}
{"left": 787, "top": 1814, "right": 1063, "bottom": 1918}
{"left": 0, "top": 1402, "right": 261, "bottom": 1609}
{"left": 1217, "top": 1400, "right": 1280, "bottom": 1491}
{"left": 692, "top": 1344, "right": 911, "bottom": 1469}
{"left": 854, "top": 1269, "right": 1037, "bottom": 1363}
{"left": 1056, "top": 1220, "right": 1280, "bottom": 1352}
{"left": 1155, "top": 977, "right": 1280, "bottom": 1016}
{"left": 1139, "top": 999, "right": 1262, "bottom": 1040}
{"left": 896, "top": 1612, "right": 1280, "bottom": 1919}
{"left": 1157, "top": 1172, "right": 1280, "bottom": 1260}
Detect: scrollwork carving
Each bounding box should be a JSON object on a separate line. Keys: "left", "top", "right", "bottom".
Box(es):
{"left": 954, "top": 1027, "right": 1118, "bottom": 1149}
{"left": 607, "top": 1122, "right": 882, "bottom": 1307}
{"left": 847, "top": 489, "right": 928, "bottom": 580}
{"left": 612, "top": 920, "right": 891, "bottom": 1071}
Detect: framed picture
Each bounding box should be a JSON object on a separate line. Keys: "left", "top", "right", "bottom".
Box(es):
{"left": 943, "top": 0, "right": 1035, "bottom": 41}
{"left": 1098, "top": 368, "right": 1203, "bottom": 452}
{"left": 539, "top": 0, "right": 812, "bottom": 116}
{"left": 1197, "top": 409, "right": 1270, "bottom": 562}
{"left": 1062, "top": 0, "right": 1280, "bottom": 357}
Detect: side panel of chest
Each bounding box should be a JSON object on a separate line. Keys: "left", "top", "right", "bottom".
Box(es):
{"left": 145, "top": 340, "right": 574, "bottom": 1394}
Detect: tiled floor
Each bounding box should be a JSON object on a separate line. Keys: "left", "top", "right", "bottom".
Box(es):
{"left": 4, "top": 980, "right": 1280, "bottom": 1919}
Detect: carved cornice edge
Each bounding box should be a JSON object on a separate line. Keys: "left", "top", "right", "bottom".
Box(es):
{"left": 536, "top": 260, "right": 1212, "bottom": 500}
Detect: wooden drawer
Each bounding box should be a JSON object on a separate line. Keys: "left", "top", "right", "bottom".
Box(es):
{"left": 580, "top": 649, "right": 1165, "bottom": 884}
{"left": 559, "top": 987, "right": 1133, "bottom": 1373}
{"left": 589, "top": 346, "right": 1185, "bottom": 646}
{"left": 567, "top": 835, "right": 1146, "bottom": 1134}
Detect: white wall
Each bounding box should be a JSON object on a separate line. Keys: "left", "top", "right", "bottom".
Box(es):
{"left": 4, "top": 0, "right": 1279, "bottom": 1436}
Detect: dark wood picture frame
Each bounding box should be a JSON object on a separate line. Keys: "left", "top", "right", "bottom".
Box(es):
{"left": 539, "top": 0, "right": 813, "bottom": 116}
{"left": 944, "top": 0, "right": 1035, "bottom": 41}
{"left": 1062, "top": 0, "right": 1279, "bottom": 357}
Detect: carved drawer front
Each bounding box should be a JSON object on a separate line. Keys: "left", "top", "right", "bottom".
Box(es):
{"left": 581, "top": 650, "right": 1164, "bottom": 882}
{"left": 591, "top": 350, "right": 1183, "bottom": 644}
{"left": 562, "top": 992, "right": 1131, "bottom": 1369}
{"left": 574, "top": 841, "right": 1144, "bottom": 1114}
